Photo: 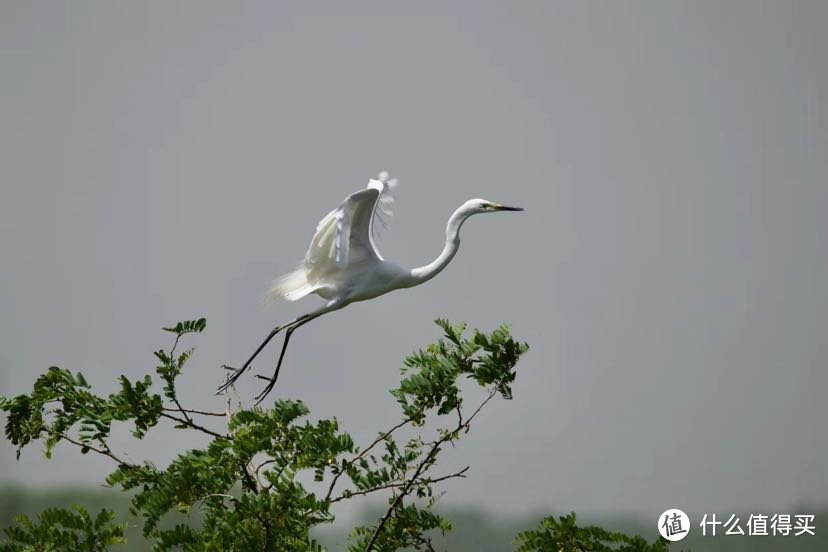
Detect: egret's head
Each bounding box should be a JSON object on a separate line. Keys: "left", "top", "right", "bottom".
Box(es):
{"left": 463, "top": 198, "right": 525, "bottom": 215}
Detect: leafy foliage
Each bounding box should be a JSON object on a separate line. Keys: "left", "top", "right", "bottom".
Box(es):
{"left": 1, "top": 505, "right": 124, "bottom": 552}
{"left": 1, "top": 317, "right": 663, "bottom": 551}
{"left": 514, "top": 513, "right": 670, "bottom": 552}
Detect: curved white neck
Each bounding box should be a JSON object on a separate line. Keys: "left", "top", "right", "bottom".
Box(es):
{"left": 408, "top": 207, "right": 470, "bottom": 285}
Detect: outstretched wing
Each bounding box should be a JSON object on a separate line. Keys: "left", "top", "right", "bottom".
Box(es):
{"left": 306, "top": 170, "right": 397, "bottom": 269}
{"left": 267, "top": 172, "right": 399, "bottom": 302}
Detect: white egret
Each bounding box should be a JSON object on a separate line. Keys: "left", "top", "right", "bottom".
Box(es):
{"left": 219, "top": 171, "right": 523, "bottom": 402}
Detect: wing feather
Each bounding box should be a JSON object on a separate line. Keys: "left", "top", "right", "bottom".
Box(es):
{"left": 368, "top": 172, "right": 397, "bottom": 247}
{"left": 267, "top": 171, "right": 400, "bottom": 302}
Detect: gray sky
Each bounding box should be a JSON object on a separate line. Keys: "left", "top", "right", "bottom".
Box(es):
{"left": 1, "top": 1, "right": 826, "bottom": 520}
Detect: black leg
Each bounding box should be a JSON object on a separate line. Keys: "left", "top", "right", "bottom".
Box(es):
{"left": 253, "top": 326, "right": 296, "bottom": 403}
{"left": 253, "top": 314, "right": 318, "bottom": 404}
{"left": 217, "top": 314, "right": 310, "bottom": 393}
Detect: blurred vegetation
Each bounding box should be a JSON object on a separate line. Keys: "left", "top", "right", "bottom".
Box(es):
{"left": 0, "top": 487, "right": 824, "bottom": 551}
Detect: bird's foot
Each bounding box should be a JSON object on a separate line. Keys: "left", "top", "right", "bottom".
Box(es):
{"left": 253, "top": 375, "right": 279, "bottom": 405}
{"left": 216, "top": 365, "right": 244, "bottom": 394}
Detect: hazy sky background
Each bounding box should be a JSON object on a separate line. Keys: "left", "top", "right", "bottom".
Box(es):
{"left": 1, "top": 1, "right": 826, "bottom": 521}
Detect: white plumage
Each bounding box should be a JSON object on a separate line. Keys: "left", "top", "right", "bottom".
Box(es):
{"left": 221, "top": 170, "right": 523, "bottom": 402}
{"left": 266, "top": 172, "right": 398, "bottom": 303}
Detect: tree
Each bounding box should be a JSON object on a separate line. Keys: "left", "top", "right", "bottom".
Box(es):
{"left": 515, "top": 513, "right": 669, "bottom": 552}
{"left": 1, "top": 318, "right": 666, "bottom": 551}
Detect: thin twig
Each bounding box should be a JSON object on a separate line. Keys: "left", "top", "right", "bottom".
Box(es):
{"left": 254, "top": 458, "right": 279, "bottom": 491}
{"left": 160, "top": 412, "right": 231, "bottom": 440}
{"left": 220, "top": 377, "right": 258, "bottom": 492}
{"left": 240, "top": 462, "right": 259, "bottom": 495}
{"left": 413, "top": 533, "right": 437, "bottom": 552}
{"left": 57, "top": 432, "right": 136, "bottom": 469}
{"left": 223, "top": 378, "right": 234, "bottom": 431}
{"left": 172, "top": 398, "right": 192, "bottom": 424}
{"left": 365, "top": 444, "right": 442, "bottom": 550}
{"left": 460, "top": 385, "right": 499, "bottom": 432}
{"left": 169, "top": 334, "right": 182, "bottom": 357}
{"left": 165, "top": 333, "right": 194, "bottom": 425}
{"left": 198, "top": 493, "right": 238, "bottom": 504}
{"left": 364, "top": 380, "right": 503, "bottom": 551}
{"left": 162, "top": 407, "right": 225, "bottom": 417}
{"left": 325, "top": 417, "right": 412, "bottom": 502}
{"left": 330, "top": 466, "right": 469, "bottom": 504}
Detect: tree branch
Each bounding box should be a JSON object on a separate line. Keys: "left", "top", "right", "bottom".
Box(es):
{"left": 164, "top": 333, "right": 194, "bottom": 425}
{"left": 159, "top": 412, "right": 231, "bottom": 441}
{"left": 364, "top": 381, "right": 502, "bottom": 551}
{"left": 162, "top": 406, "right": 225, "bottom": 417}
{"left": 325, "top": 417, "right": 412, "bottom": 502}
{"left": 56, "top": 432, "right": 136, "bottom": 469}
{"left": 171, "top": 398, "right": 192, "bottom": 424}
{"left": 331, "top": 466, "right": 468, "bottom": 504}
{"left": 254, "top": 457, "right": 289, "bottom": 492}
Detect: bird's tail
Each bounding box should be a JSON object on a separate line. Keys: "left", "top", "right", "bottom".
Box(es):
{"left": 265, "top": 266, "right": 314, "bottom": 303}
